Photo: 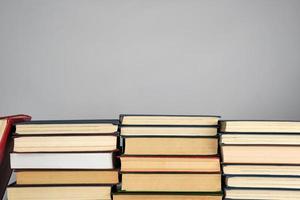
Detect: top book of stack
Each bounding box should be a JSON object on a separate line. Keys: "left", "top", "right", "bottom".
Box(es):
{"left": 15, "top": 120, "right": 119, "bottom": 135}
{"left": 220, "top": 120, "right": 300, "bottom": 133}
{"left": 120, "top": 115, "right": 219, "bottom": 137}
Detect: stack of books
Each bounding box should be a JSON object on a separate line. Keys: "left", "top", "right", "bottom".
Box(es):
{"left": 7, "top": 120, "right": 119, "bottom": 200}
{"left": 221, "top": 120, "right": 300, "bottom": 200}
{"left": 114, "top": 115, "right": 222, "bottom": 200}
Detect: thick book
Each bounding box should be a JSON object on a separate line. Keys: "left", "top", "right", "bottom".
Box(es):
{"left": 15, "top": 170, "right": 119, "bottom": 185}
{"left": 225, "top": 188, "right": 300, "bottom": 200}
{"left": 0, "top": 115, "right": 31, "bottom": 163}
{"left": 120, "top": 155, "right": 220, "bottom": 172}
{"left": 222, "top": 145, "right": 300, "bottom": 164}
{"left": 220, "top": 120, "right": 300, "bottom": 133}
{"left": 221, "top": 134, "right": 300, "bottom": 145}
{"left": 7, "top": 185, "right": 111, "bottom": 200}
{"left": 120, "top": 115, "right": 219, "bottom": 126}
{"left": 124, "top": 137, "right": 218, "bottom": 155}
{"left": 223, "top": 164, "right": 300, "bottom": 176}
{"left": 0, "top": 115, "right": 31, "bottom": 199}
{"left": 121, "top": 173, "right": 221, "bottom": 192}
{"left": 10, "top": 152, "right": 114, "bottom": 169}
{"left": 15, "top": 119, "right": 119, "bottom": 135}
{"left": 226, "top": 175, "right": 300, "bottom": 189}
{"left": 13, "top": 135, "right": 117, "bottom": 152}
{"left": 121, "top": 126, "right": 217, "bottom": 137}
{"left": 113, "top": 192, "right": 222, "bottom": 200}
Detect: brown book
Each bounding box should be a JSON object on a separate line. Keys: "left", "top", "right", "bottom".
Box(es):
{"left": 120, "top": 156, "right": 220, "bottom": 172}
{"left": 220, "top": 120, "right": 300, "bottom": 133}
{"left": 15, "top": 170, "right": 119, "bottom": 185}
{"left": 7, "top": 185, "right": 111, "bottom": 200}
{"left": 124, "top": 137, "right": 218, "bottom": 155}
{"left": 113, "top": 193, "right": 222, "bottom": 200}
{"left": 222, "top": 145, "right": 300, "bottom": 164}
{"left": 13, "top": 135, "right": 117, "bottom": 152}
{"left": 121, "top": 173, "right": 221, "bottom": 192}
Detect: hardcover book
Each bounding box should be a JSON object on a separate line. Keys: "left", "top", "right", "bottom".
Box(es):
{"left": 15, "top": 170, "right": 119, "bottom": 185}
{"left": 120, "top": 115, "right": 219, "bottom": 126}
{"left": 226, "top": 176, "right": 300, "bottom": 189}
{"left": 7, "top": 185, "right": 111, "bottom": 200}
{"left": 121, "top": 126, "right": 217, "bottom": 137}
{"left": 120, "top": 156, "right": 220, "bottom": 172}
{"left": 15, "top": 119, "right": 119, "bottom": 135}
{"left": 10, "top": 152, "right": 115, "bottom": 169}
{"left": 0, "top": 115, "right": 31, "bottom": 199}
{"left": 223, "top": 164, "right": 300, "bottom": 176}
{"left": 13, "top": 135, "right": 117, "bottom": 152}
{"left": 113, "top": 192, "right": 223, "bottom": 200}
{"left": 222, "top": 145, "right": 300, "bottom": 164}
{"left": 124, "top": 137, "right": 218, "bottom": 155}
{"left": 121, "top": 173, "right": 221, "bottom": 192}
{"left": 220, "top": 120, "right": 300, "bottom": 133}
{"left": 221, "top": 134, "right": 300, "bottom": 145}
{"left": 225, "top": 188, "right": 300, "bottom": 200}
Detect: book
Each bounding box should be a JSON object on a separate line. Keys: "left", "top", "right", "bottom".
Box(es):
{"left": 120, "top": 156, "right": 220, "bottom": 172}
{"left": 13, "top": 135, "right": 117, "bottom": 152}
{"left": 225, "top": 188, "right": 300, "bottom": 200}
{"left": 121, "top": 173, "right": 221, "bottom": 192}
{"left": 124, "top": 137, "right": 218, "bottom": 155}
{"left": 15, "top": 119, "right": 119, "bottom": 135}
{"left": 15, "top": 170, "right": 119, "bottom": 185}
{"left": 222, "top": 145, "right": 300, "bottom": 164}
{"left": 7, "top": 185, "right": 111, "bottom": 200}
{"left": 0, "top": 115, "right": 31, "bottom": 199}
{"left": 223, "top": 164, "right": 300, "bottom": 176}
{"left": 0, "top": 115, "right": 31, "bottom": 163}
{"left": 113, "top": 192, "right": 223, "bottom": 200}
{"left": 121, "top": 126, "right": 217, "bottom": 136}
{"left": 10, "top": 152, "right": 114, "bottom": 169}
{"left": 220, "top": 120, "right": 300, "bottom": 133}
{"left": 120, "top": 115, "right": 219, "bottom": 126}
{"left": 226, "top": 176, "right": 300, "bottom": 189}
{"left": 221, "top": 134, "right": 300, "bottom": 145}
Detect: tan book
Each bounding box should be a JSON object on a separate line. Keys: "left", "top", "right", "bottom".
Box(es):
{"left": 15, "top": 120, "right": 118, "bottom": 135}
{"left": 220, "top": 120, "right": 300, "bottom": 133}
{"left": 124, "top": 137, "right": 218, "bottom": 155}
{"left": 221, "top": 134, "right": 300, "bottom": 145}
{"left": 223, "top": 164, "right": 300, "bottom": 176}
{"left": 16, "top": 170, "right": 119, "bottom": 185}
{"left": 113, "top": 193, "right": 222, "bottom": 200}
{"left": 120, "top": 156, "right": 220, "bottom": 172}
{"left": 13, "top": 135, "right": 117, "bottom": 152}
{"left": 7, "top": 185, "right": 111, "bottom": 200}
{"left": 225, "top": 188, "right": 300, "bottom": 200}
{"left": 222, "top": 145, "right": 300, "bottom": 164}
{"left": 121, "top": 173, "right": 221, "bottom": 192}
{"left": 120, "top": 115, "right": 219, "bottom": 126}
{"left": 226, "top": 176, "right": 300, "bottom": 189}
{"left": 121, "top": 126, "right": 217, "bottom": 136}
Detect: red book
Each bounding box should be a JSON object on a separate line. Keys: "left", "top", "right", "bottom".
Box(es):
{"left": 0, "top": 114, "right": 31, "bottom": 199}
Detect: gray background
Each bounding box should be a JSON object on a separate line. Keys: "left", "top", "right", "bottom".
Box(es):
{"left": 1, "top": 0, "right": 300, "bottom": 120}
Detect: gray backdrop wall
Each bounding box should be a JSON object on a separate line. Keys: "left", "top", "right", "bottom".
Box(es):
{"left": 1, "top": 0, "right": 300, "bottom": 120}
